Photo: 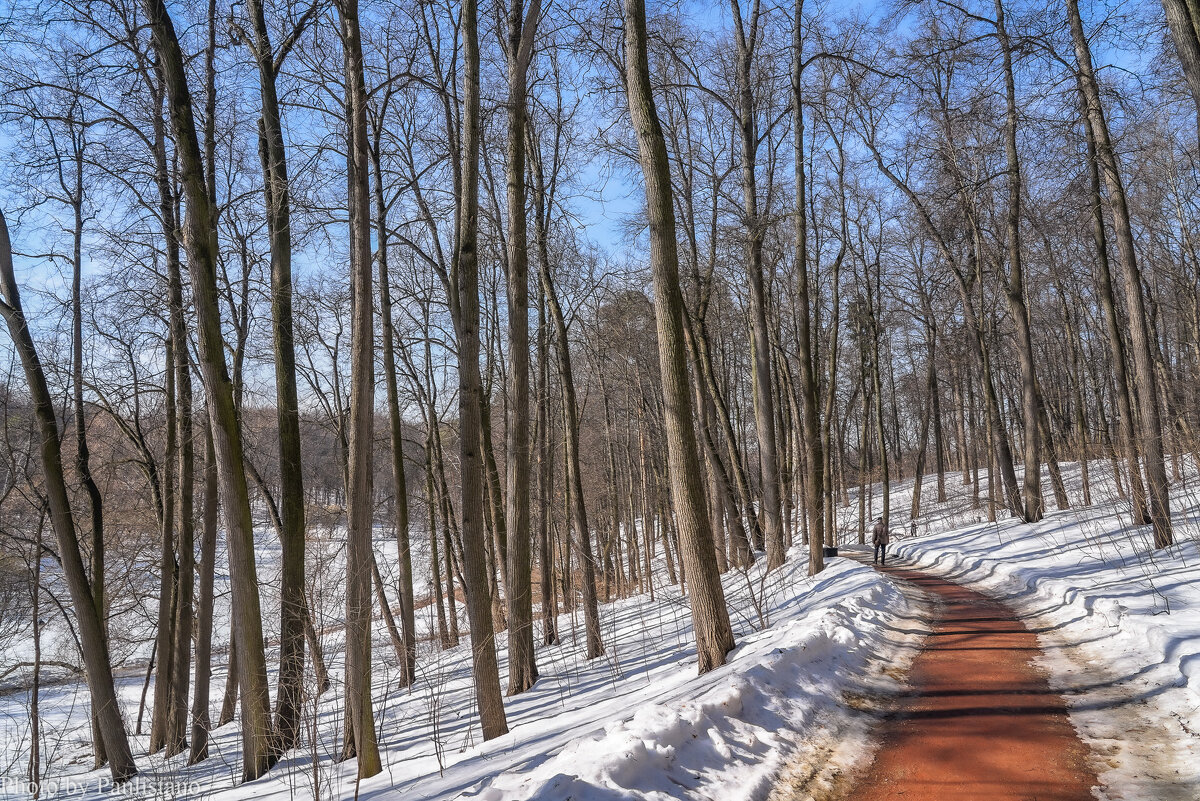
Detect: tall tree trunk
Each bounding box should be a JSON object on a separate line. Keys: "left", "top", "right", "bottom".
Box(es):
{"left": 337, "top": 0, "right": 382, "bottom": 775}
{"left": 62, "top": 124, "right": 110, "bottom": 770}
{"left": 821, "top": 157, "right": 846, "bottom": 544}
{"left": 166, "top": 252, "right": 195, "bottom": 759}
{"left": 164, "top": 29, "right": 202, "bottom": 746}
{"left": 503, "top": 0, "right": 542, "bottom": 695}
{"left": 423, "top": 435, "right": 448, "bottom": 649}
{"left": 435, "top": 427, "right": 463, "bottom": 647}
{"left": 456, "top": 0, "right": 510, "bottom": 739}
{"left": 994, "top": 0, "right": 1044, "bottom": 522}
{"left": 730, "top": 0, "right": 786, "bottom": 570}
{"left": 539, "top": 266, "right": 603, "bottom": 657}
{"left": 246, "top": 0, "right": 309, "bottom": 752}
{"left": 29, "top": 520, "right": 42, "bottom": 797}
{"left": 150, "top": 336, "right": 178, "bottom": 755}
{"left": 868, "top": 266, "right": 890, "bottom": 531}
{"left": 530, "top": 139, "right": 602, "bottom": 659}
{"left": 142, "top": 0, "right": 275, "bottom": 781}
{"left": 623, "top": 0, "right": 735, "bottom": 672}
{"left": 535, "top": 271, "right": 559, "bottom": 646}
{"left": 147, "top": 70, "right": 180, "bottom": 755}
{"left": 1073, "top": 83, "right": 1151, "bottom": 524}
{"left": 189, "top": 419, "right": 218, "bottom": 764}
{"left": 931, "top": 349, "right": 947, "bottom": 502}
{"left": 954, "top": 375, "right": 969, "bottom": 483}
{"left": 858, "top": 362, "right": 869, "bottom": 544}
{"left": 911, "top": 392, "right": 932, "bottom": 525}
{"left": 372, "top": 126, "right": 417, "bottom": 689}
{"left": 1069, "top": 333, "right": 1094, "bottom": 507}
{"left": 480, "top": 394, "right": 508, "bottom": 630}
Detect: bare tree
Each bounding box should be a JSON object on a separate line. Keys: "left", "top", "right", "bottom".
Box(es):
{"left": 141, "top": 0, "right": 276, "bottom": 780}
{"left": 335, "top": 0, "right": 382, "bottom": 776}
{"left": 239, "top": 0, "right": 318, "bottom": 754}
{"left": 623, "top": 0, "right": 736, "bottom": 673}
{"left": 502, "top": 0, "right": 543, "bottom": 695}
{"left": 456, "top": 0, "right": 510, "bottom": 739}
{"left": 0, "top": 209, "right": 137, "bottom": 783}
{"left": 1067, "top": 0, "right": 1174, "bottom": 547}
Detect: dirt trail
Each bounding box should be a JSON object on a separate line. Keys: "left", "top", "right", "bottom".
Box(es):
{"left": 839, "top": 562, "right": 1099, "bottom": 801}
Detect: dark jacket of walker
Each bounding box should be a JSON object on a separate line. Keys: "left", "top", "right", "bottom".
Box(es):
{"left": 871, "top": 521, "right": 890, "bottom": 546}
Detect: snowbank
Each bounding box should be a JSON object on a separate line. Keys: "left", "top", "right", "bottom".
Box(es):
{"left": 479, "top": 555, "right": 912, "bottom": 801}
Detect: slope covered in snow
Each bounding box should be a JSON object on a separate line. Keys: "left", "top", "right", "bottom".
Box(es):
{"left": 5, "top": 457, "right": 1199, "bottom": 800}
{"left": 0, "top": 534, "right": 922, "bottom": 801}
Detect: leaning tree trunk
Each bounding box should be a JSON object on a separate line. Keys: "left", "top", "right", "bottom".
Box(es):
{"left": 1068, "top": 0, "right": 1173, "bottom": 547}
{"left": 1160, "top": 0, "right": 1200, "bottom": 135}
{"left": 1074, "top": 79, "right": 1151, "bottom": 524}
{"left": 0, "top": 210, "right": 138, "bottom": 783}
{"left": 624, "top": 0, "right": 735, "bottom": 673}
{"left": 142, "top": 0, "right": 275, "bottom": 781}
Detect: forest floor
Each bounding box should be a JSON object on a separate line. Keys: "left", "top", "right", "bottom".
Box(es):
{"left": 0, "top": 535, "right": 923, "bottom": 801}
{"left": 4, "top": 462, "right": 1200, "bottom": 800}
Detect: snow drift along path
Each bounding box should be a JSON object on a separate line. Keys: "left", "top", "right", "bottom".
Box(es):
{"left": 478, "top": 552, "right": 923, "bottom": 801}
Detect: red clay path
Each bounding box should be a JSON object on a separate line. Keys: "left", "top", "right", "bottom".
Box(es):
{"left": 847, "top": 561, "right": 1099, "bottom": 801}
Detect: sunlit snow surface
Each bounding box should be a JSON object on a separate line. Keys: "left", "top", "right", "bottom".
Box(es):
{"left": 5, "top": 459, "right": 1200, "bottom": 799}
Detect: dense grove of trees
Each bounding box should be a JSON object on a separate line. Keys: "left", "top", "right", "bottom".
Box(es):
{"left": 0, "top": 0, "right": 1198, "bottom": 790}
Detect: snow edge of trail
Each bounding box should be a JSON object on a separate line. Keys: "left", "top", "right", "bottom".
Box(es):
{"left": 476, "top": 555, "right": 918, "bottom": 801}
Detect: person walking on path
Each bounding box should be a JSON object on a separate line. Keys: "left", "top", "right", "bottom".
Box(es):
{"left": 872, "top": 517, "right": 890, "bottom": 565}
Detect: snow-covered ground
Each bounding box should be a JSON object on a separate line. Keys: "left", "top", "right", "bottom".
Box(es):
{"left": 0, "top": 521, "right": 922, "bottom": 800}
{"left": 5, "top": 455, "right": 1199, "bottom": 800}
